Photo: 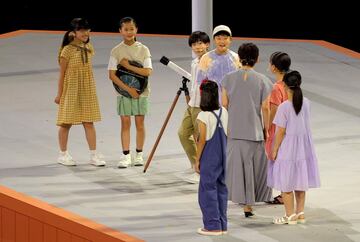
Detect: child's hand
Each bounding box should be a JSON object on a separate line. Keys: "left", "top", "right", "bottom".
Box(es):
{"left": 263, "top": 128, "right": 269, "bottom": 141}
{"left": 272, "top": 150, "right": 278, "bottom": 161}
{"left": 195, "top": 161, "right": 200, "bottom": 174}
{"left": 128, "top": 87, "right": 140, "bottom": 99}
{"left": 54, "top": 95, "right": 61, "bottom": 104}
{"left": 120, "top": 58, "right": 130, "bottom": 69}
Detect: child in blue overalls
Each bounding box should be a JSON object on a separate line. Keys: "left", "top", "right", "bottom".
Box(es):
{"left": 195, "top": 80, "right": 228, "bottom": 236}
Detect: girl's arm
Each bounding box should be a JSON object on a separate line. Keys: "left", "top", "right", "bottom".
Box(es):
{"left": 272, "top": 126, "right": 286, "bottom": 160}
{"left": 109, "top": 70, "right": 139, "bottom": 98}
{"left": 269, "top": 104, "right": 279, "bottom": 126}
{"left": 55, "top": 57, "right": 68, "bottom": 104}
{"left": 261, "top": 96, "right": 270, "bottom": 139}
{"left": 195, "top": 120, "right": 206, "bottom": 173}
{"left": 120, "top": 58, "right": 152, "bottom": 77}
{"left": 269, "top": 85, "right": 281, "bottom": 125}
{"left": 222, "top": 87, "right": 229, "bottom": 109}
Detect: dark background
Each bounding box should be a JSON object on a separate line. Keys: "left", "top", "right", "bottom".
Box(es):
{"left": 1, "top": 1, "right": 359, "bottom": 53}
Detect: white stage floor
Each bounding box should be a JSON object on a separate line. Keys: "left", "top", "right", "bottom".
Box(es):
{"left": 0, "top": 31, "right": 360, "bottom": 241}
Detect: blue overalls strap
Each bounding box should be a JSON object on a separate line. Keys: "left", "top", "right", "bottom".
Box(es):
{"left": 210, "top": 108, "right": 224, "bottom": 130}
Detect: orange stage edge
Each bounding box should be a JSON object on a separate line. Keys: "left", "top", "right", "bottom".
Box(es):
{"left": 0, "top": 185, "right": 144, "bottom": 242}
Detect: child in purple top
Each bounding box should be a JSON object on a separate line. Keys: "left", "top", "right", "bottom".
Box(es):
{"left": 196, "top": 25, "right": 239, "bottom": 105}
{"left": 269, "top": 70, "right": 320, "bottom": 225}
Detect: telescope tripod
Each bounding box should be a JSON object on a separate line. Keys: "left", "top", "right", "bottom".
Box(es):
{"left": 143, "top": 77, "right": 190, "bottom": 172}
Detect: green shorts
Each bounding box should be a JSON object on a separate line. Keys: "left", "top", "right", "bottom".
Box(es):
{"left": 117, "top": 96, "right": 149, "bottom": 116}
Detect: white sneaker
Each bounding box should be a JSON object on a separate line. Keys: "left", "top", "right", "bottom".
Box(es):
{"left": 90, "top": 152, "right": 106, "bottom": 167}
{"left": 133, "top": 152, "right": 144, "bottom": 166}
{"left": 184, "top": 172, "right": 200, "bottom": 184}
{"left": 117, "top": 154, "right": 132, "bottom": 168}
{"left": 57, "top": 152, "right": 76, "bottom": 166}
{"left": 197, "top": 228, "right": 222, "bottom": 236}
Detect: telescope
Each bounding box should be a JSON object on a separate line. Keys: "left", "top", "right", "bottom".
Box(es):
{"left": 160, "top": 56, "right": 192, "bottom": 81}
{"left": 144, "top": 56, "right": 192, "bottom": 173}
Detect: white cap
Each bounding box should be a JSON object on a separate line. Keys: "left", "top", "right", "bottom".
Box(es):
{"left": 213, "top": 25, "right": 232, "bottom": 37}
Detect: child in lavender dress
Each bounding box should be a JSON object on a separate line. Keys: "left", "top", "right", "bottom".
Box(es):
{"left": 268, "top": 70, "right": 320, "bottom": 225}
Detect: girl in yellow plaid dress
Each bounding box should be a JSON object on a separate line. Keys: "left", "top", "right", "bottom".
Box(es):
{"left": 55, "top": 18, "right": 105, "bottom": 167}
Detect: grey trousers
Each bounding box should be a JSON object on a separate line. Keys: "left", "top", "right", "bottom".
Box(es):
{"left": 226, "top": 139, "right": 272, "bottom": 205}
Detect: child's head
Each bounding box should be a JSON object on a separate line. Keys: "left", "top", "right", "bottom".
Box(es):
{"left": 62, "top": 18, "right": 90, "bottom": 47}
{"left": 188, "top": 31, "right": 210, "bottom": 58}
{"left": 238, "top": 43, "right": 259, "bottom": 67}
{"left": 119, "top": 17, "right": 138, "bottom": 43}
{"left": 212, "top": 25, "right": 232, "bottom": 54}
{"left": 200, "top": 80, "right": 220, "bottom": 111}
{"left": 269, "top": 52, "right": 291, "bottom": 74}
{"left": 283, "top": 70, "right": 303, "bottom": 115}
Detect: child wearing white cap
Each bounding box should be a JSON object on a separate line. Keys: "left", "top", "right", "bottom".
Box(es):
{"left": 196, "top": 25, "right": 240, "bottom": 106}
{"left": 213, "top": 25, "right": 232, "bottom": 37}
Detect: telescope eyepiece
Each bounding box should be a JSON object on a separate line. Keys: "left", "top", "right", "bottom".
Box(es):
{"left": 160, "top": 56, "right": 170, "bottom": 65}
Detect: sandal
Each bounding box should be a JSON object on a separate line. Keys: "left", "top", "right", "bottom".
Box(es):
{"left": 244, "top": 206, "right": 254, "bottom": 218}
{"left": 273, "top": 213, "right": 297, "bottom": 225}
{"left": 244, "top": 211, "right": 255, "bottom": 217}
{"left": 297, "top": 212, "right": 306, "bottom": 224}
{"left": 265, "top": 195, "right": 284, "bottom": 204}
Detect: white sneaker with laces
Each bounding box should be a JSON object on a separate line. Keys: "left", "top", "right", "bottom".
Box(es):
{"left": 118, "top": 154, "right": 132, "bottom": 168}
{"left": 90, "top": 152, "right": 106, "bottom": 166}
{"left": 133, "top": 152, "right": 144, "bottom": 166}
{"left": 184, "top": 172, "right": 200, "bottom": 184}
{"left": 57, "top": 151, "right": 76, "bottom": 166}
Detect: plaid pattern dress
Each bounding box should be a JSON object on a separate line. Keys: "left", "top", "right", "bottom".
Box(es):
{"left": 56, "top": 43, "right": 101, "bottom": 126}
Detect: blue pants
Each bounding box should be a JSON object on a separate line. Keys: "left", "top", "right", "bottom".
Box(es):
{"left": 198, "top": 110, "right": 228, "bottom": 231}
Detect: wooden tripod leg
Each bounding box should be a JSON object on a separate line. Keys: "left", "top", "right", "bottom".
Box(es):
{"left": 143, "top": 92, "right": 181, "bottom": 173}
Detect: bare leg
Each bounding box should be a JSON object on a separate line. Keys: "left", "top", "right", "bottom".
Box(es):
{"left": 120, "top": 116, "right": 131, "bottom": 151}
{"left": 295, "top": 191, "right": 306, "bottom": 218}
{"left": 243, "top": 204, "right": 252, "bottom": 212}
{"left": 281, "top": 191, "right": 295, "bottom": 217}
{"left": 135, "top": 115, "right": 145, "bottom": 150}
{"left": 83, "top": 122, "right": 96, "bottom": 150}
{"left": 58, "top": 124, "right": 72, "bottom": 151}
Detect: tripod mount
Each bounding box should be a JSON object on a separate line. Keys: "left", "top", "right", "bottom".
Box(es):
{"left": 143, "top": 76, "right": 190, "bottom": 172}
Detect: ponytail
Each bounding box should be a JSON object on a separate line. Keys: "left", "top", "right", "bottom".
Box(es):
{"left": 240, "top": 59, "right": 256, "bottom": 67}
{"left": 58, "top": 31, "right": 74, "bottom": 63}
{"left": 292, "top": 86, "right": 303, "bottom": 115}
{"left": 283, "top": 70, "right": 303, "bottom": 115}
{"left": 61, "top": 30, "right": 74, "bottom": 48}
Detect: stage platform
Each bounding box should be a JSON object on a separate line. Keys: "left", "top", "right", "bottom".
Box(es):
{"left": 0, "top": 30, "right": 360, "bottom": 241}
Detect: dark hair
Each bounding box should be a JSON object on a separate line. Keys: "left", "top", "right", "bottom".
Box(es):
{"left": 283, "top": 70, "right": 303, "bottom": 115}
{"left": 61, "top": 18, "right": 90, "bottom": 48}
{"left": 238, "top": 43, "right": 259, "bottom": 67}
{"left": 270, "top": 52, "right": 291, "bottom": 73}
{"left": 70, "top": 18, "right": 90, "bottom": 31}
{"left": 200, "top": 80, "right": 220, "bottom": 111}
{"left": 188, "top": 31, "right": 210, "bottom": 47}
{"left": 119, "top": 17, "right": 137, "bottom": 28}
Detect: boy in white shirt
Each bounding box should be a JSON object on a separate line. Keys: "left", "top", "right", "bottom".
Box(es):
{"left": 178, "top": 31, "right": 210, "bottom": 183}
